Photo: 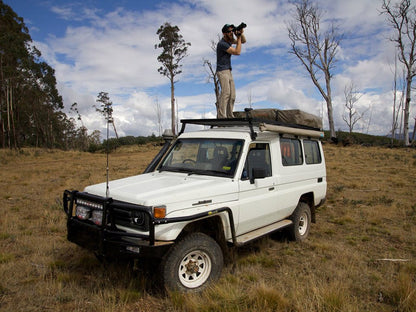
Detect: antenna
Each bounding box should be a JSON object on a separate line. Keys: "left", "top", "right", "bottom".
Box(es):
{"left": 106, "top": 102, "right": 111, "bottom": 198}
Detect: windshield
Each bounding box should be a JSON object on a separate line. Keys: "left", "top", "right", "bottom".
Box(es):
{"left": 158, "top": 138, "right": 244, "bottom": 177}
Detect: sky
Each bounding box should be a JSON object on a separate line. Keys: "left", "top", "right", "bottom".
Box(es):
{"left": 5, "top": 0, "right": 415, "bottom": 138}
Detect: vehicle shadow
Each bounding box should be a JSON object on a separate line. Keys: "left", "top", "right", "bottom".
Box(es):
{"left": 54, "top": 229, "right": 292, "bottom": 296}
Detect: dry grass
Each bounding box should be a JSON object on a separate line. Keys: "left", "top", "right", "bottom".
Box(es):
{"left": 0, "top": 144, "right": 415, "bottom": 311}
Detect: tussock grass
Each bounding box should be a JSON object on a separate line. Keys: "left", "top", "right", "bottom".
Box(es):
{"left": 0, "top": 144, "right": 415, "bottom": 311}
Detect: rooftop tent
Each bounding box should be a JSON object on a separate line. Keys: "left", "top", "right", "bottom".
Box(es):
{"left": 234, "top": 109, "right": 323, "bottom": 130}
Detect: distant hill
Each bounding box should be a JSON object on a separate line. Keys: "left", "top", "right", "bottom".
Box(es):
{"left": 325, "top": 131, "right": 405, "bottom": 146}
{"left": 388, "top": 132, "right": 415, "bottom": 142}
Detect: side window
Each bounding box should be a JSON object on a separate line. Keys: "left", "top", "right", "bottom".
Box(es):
{"left": 304, "top": 140, "right": 322, "bottom": 164}
{"left": 242, "top": 143, "right": 272, "bottom": 181}
{"left": 280, "top": 138, "right": 303, "bottom": 166}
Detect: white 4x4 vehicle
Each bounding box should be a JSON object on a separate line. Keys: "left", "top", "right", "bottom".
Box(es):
{"left": 63, "top": 109, "right": 327, "bottom": 292}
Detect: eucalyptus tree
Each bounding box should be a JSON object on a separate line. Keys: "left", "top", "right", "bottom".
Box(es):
{"left": 155, "top": 22, "right": 191, "bottom": 135}
{"left": 95, "top": 92, "right": 119, "bottom": 139}
{"left": 0, "top": 1, "right": 65, "bottom": 148}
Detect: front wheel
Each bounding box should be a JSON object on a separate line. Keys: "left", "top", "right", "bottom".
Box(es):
{"left": 289, "top": 202, "right": 311, "bottom": 241}
{"left": 160, "top": 232, "right": 223, "bottom": 292}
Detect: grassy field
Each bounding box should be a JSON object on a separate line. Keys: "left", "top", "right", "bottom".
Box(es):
{"left": 0, "top": 144, "right": 415, "bottom": 311}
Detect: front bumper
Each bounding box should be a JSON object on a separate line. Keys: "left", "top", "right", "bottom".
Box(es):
{"left": 63, "top": 190, "right": 173, "bottom": 258}
{"left": 63, "top": 190, "right": 237, "bottom": 258}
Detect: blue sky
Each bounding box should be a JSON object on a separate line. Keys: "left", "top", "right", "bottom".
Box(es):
{"left": 6, "top": 0, "right": 414, "bottom": 138}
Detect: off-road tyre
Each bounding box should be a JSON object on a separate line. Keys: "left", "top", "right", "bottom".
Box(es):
{"left": 160, "top": 232, "right": 223, "bottom": 292}
{"left": 289, "top": 202, "right": 311, "bottom": 241}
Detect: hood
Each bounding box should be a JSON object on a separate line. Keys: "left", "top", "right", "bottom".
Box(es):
{"left": 84, "top": 171, "right": 238, "bottom": 209}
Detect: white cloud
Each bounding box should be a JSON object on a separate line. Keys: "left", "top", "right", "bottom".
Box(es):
{"left": 31, "top": 0, "right": 414, "bottom": 137}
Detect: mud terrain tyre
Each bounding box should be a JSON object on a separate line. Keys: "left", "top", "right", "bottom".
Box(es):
{"left": 160, "top": 232, "right": 223, "bottom": 292}
{"left": 289, "top": 202, "right": 311, "bottom": 241}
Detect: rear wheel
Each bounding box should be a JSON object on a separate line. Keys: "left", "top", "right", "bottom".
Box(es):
{"left": 160, "top": 232, "right": 223, "bottom": 292}
{"left": 289, "top": 202, "right": 311, "bottom": 241}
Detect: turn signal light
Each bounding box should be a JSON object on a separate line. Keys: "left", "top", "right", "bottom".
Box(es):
{"left": 153, "top": 206, "right": 166, "bottom": 219}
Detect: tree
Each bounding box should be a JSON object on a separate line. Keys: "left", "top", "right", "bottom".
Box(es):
{"left": 95, "top": 92, "right": 119, "bottom": 139}
{"left": 155, "top": 22, "right": 191, "bottom": 135}
{"left": 203, "top": 39, "right": 221, "bottom": 111}
{"left": 342, "top": 82, "right": 366, "bottom": 134}
{"left": 203, "top": 58, "right": 220, "bottom": 111}
{"left": 0, "top": 1, "right": 67, "bottom": 149}
{"left": 288, "top": 0, "right": 342, "bottom": 140}
{"left": 69, "top": 102, "right": 89, "bottom": 150}
{"left": 382, "top": 0, "right": 416, "bottom": 146}
{"left": 154, "top": 96, "right": 163, "bottom": 136}
{"left": 390, "top": 55, "right": 406, "bottom": 143}
{"left": 0, "top": 1, "right": 100, "bottom": 151}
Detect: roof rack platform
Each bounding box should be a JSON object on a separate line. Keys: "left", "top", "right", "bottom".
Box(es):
{"left": 179, "top": 117, "right": 324, "bottom": 140}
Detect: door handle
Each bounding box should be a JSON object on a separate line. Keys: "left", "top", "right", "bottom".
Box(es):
{"left": 268, "top": 187, "right": 275, "bottom": 191}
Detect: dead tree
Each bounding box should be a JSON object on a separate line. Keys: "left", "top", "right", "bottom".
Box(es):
{"left": 203, "top": 38, "right": 221, "bottom": 111}
{"left": 342, "top": 82, "right": 366, "bottom": 134}
{"left": 391, "top": 55, "right": 406, "bottom": 144}
{"left": 382, "top": 0, "right": 416, "bottom": 146}
{"left": 288, "top": 0, "right": 342, "bottom": 140}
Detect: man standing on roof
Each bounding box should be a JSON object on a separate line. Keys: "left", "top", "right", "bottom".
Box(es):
{"left": 216, "top": 24, "right": 246, "bottom": 119}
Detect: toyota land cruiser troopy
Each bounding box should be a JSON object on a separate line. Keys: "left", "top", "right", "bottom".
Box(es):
{"left": 63, "top": 109, "right": 327, "bottom": 292}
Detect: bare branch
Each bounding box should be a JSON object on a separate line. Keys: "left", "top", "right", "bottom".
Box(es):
{"left": 381, "top": 0, "right": 416, "bottom": 145}
{"left": 287, "top": 0, "right": 342, "bottom": 139}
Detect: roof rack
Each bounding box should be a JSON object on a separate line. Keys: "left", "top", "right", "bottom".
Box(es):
{"left": 179, "top": 113, "right": 324, "bottom": 140}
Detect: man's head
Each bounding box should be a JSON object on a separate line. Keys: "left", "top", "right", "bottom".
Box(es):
{"left": 222, "top": 24, "right": 234, "bottom": 41}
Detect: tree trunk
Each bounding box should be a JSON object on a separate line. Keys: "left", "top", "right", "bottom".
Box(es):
{"left": 327, "top": 99, "right": 336, "bottom": 139}
{"left": 111, "top": 120, "right": 119, "bottom": 139}
{"left": 170, "top": 78, "right": 176, "bottom": 136}
{"left": 403, "top": 75, "right": 412, "bottom": 146}
{"left": 325, "top": 72, "right": 336, "bottom": 139}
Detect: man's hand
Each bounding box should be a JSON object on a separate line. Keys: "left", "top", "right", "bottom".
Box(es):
{"left": 235, "top": 28, "right": 244, "bottom": 37}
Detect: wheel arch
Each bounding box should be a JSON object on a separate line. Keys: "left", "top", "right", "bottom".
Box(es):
{"left": 178, "top": 216, "right": 228, "bottom": 255}
{"left": 299, "top": 192, "right": 316, "bottom": 223}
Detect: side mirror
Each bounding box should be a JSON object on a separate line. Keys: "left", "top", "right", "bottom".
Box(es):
{"left": 250, "top": 168, "right": 266, "bottom": 184}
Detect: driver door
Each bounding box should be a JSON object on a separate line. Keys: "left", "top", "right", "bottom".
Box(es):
{"left": 237, "top": 143, "right": 279, "bottom": 235}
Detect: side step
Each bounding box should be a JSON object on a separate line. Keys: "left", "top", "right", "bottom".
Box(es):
{"left": 235, "top": 219, "right": 293, "bottom": 246}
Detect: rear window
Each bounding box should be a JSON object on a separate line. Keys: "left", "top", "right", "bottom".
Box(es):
{"left": 304, "top": 140, "right": 322, "bottom": 164}
{"left": 280, "top": 138, "right": 303, "bottom": 166}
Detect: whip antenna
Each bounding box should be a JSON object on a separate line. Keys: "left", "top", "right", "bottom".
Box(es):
{"left": 95, "top": 92, "right": 113, "bottom": 198}
{"left": 105, "top": 102, "right": 111, "bottom": 198}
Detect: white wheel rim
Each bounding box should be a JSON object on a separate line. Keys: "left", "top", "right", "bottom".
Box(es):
{"left": 298, "top": 212, "right": 308, "bottom": 236}
{"left": 178, "top": 250, "right": 212, "bottom": 288}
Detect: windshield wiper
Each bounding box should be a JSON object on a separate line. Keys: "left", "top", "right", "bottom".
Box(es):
{"left": 158, "top": 166, "right": 194, "bottom": 174}
{"left": 197, "top": 170, "right": 232, "bottom": 177}
{"left": 159, "top": 166, "right": 232, "bottom": 177}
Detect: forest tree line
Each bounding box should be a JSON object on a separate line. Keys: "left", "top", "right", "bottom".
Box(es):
{"left": 0, "top": 1, "right": 99, "bottom": 150}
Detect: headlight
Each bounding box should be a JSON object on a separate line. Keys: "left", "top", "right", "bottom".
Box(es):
{"left": 131, "top": 211, "right": 146, "bottom": 226}
{"left": 75, "top": 198, "right": 104, "bottom": 225}
{"left": 76, "top": 206, "right": 91, "bottom": 220}
{"left": 92, "top": 209, "right": 103, "bottom": 225}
